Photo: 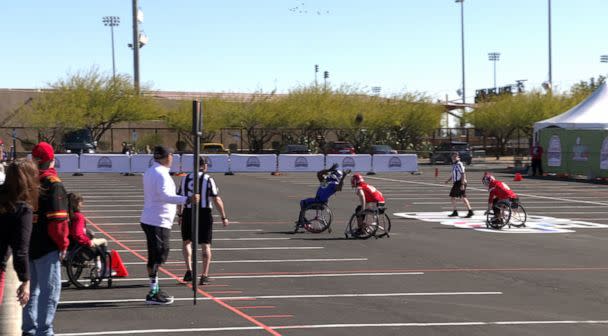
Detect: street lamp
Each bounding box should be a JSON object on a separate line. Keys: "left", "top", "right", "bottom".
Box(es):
{"left": 102, "top": 16, "right": 120, "bottom": 80}
{"left": 547, "top": 0, "right": 552, "bottom": 89}
{"left": 455, "top": 0, "right": 465, "bottom": 104}
{"left": 488, "top": 52, "right": 500, "bottom": 89}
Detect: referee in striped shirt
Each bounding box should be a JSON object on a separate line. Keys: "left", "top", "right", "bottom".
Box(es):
{"left": 445, "top": 151, "right": 474, "bottom": 218}
{"left": 177, "top": 156, "right": 229, "bottom": 285}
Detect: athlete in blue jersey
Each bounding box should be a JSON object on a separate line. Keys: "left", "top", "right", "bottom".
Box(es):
{"left": 295, "top": 163, "right": 350, "bottom": 226}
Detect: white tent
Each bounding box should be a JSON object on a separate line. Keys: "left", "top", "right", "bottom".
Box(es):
{"left": 534, "top": 83, "right": 608, "bottom": 133}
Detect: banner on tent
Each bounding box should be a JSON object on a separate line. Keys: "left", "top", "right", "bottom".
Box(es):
{"left": 180, "top": 154, "right": 229, "bottom": 173}
{"left": 130, "top": 154, "right": 181, "bottom": 173}
{"left": 278, "top": 154, "right": 325, "bottom": 172}
{"left": 325, "top": 154, "right": 372, "bottom": 173}
{"left": 372, "top": 154, "right": 418, "bottom": 172}
{"left": 229, "top": 154, "right": 277, "bottom": 172}
{"left": 79, "top": 154, "right": 131, "bottom": 173}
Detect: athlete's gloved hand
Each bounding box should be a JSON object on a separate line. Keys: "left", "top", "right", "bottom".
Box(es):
{"left": 329, "top": 163, "right": 339, "bottom": 171}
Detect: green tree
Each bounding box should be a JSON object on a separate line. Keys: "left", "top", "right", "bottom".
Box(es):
{"left": 22, "top": 68, "right": 159, "bottom": 145}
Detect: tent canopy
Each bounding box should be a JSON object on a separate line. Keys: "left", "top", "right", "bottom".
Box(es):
{"left": 534, "top": 83, "right": 608, "bottom": 133}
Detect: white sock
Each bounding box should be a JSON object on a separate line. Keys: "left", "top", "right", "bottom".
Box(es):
{"left": 149, "top": 276, "right": 158, "bottom": 292}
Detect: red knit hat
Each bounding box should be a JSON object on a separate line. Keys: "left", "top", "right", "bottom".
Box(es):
{"left": 32, "top": 142, "right": 55, "bottom": 163}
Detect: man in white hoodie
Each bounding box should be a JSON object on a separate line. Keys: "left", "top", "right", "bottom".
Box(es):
{"left": 140, "top": 145, "right": 198, "bottom": 305}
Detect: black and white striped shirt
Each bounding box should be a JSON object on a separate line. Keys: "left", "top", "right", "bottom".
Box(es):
{"left": 177, "top": 172, "right": 218, "bottom": 209}
{"left": 451, "top": 161, "right": 465, "bottom": 182}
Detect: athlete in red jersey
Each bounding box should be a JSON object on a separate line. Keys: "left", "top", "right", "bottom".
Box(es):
{"left": 351, "top": 173, "right": 385, "bottom": 231}
{"left": 482, "top": 173, "right": 519, "bottom": 222}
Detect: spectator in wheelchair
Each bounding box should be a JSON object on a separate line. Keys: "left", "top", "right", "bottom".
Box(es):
{"left": 351, "top": 173, "right": 385, "bottom": 233}
{"left": 295, "top": 163, "right": 350, "bottom": 226}
{"left": 482, "top": 173, "right": 519, "bottom": 224}
{"left": 67, "top": 193, "right": 108, "bottom": 274}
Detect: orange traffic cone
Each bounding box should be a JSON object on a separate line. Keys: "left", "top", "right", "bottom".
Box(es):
{"left": 514, "top": 172, "right": 523, "bottom": 181}
{"left": 110, "top": 250, "right": 129, "bottom": 277}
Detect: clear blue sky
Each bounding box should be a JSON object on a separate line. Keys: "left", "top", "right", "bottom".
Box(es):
{"left": 1, "top": 0, "right": 607, "bottom": 103}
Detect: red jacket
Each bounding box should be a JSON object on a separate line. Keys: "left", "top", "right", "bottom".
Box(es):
{"left": 357, "top": 182, "right": 385, "bottom": 203}
{"left": 488, "top": 181, "right": 517, "bottom": 203}
{"left": 530, "top": 145, "right": 543, "bottom": 160}
{"left": 69, "top": 212, "right": 91, "bottom": 246}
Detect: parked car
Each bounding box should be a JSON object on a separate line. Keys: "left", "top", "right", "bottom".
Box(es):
{"left": 202, "top": 143, "right": 230, "bottom": 154}
{"left": 370, "top": 144, "right": 398, "bottom": 154}
{"left": 430, "top": 141, "right": 472, "bottom": 165}
{"left": 325, "top": 141, "right": 356, "bottom": 154}
{"left": 61, "top": 129, "right": 96, "bottom": 154}
{"left": 281, "top": 144, "right": 312, "bottom": 154}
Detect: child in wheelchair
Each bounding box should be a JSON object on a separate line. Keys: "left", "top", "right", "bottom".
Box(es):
{"left": 67, "top": 193, "right": 109, "bottom": 276}
{"left": 350, "top": 173, "right": 385, "bottom": 234}
{"left": 295, "top": 163, "right": 350, "bottom": 227}
{"left": 482, "top": 173, "right": 519, "bottom": 224}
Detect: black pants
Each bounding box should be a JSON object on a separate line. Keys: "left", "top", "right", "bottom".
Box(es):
{"left": 531, "top": 158, "right": 543, "bottom": 176}
{"left": 140, "top": 223, "right": 171, "bottom": 271}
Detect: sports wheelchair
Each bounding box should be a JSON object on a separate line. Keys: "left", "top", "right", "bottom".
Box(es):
{"left": 63, "top": 244, "right": 113, "bottom": 289}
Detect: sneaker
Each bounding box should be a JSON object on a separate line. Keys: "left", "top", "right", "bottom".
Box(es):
{"left": 145, "top": 289, "right": 174, "bottom": 305}
{"left": 448, "top": 210, "right": 459, "bottom": 217}
{"left": 465, "top": 210, "right": 474, "bottom": 218}
{"left": 183, "top": 270, "right": 192, "bottom": 282}
{"left": 199, "top": 275, "right": 211, "bottom": 285}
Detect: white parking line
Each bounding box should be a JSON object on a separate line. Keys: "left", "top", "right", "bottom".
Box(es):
{"left": 369, "top": 176, "right": 608, "bottom": 206}
{"left": 121, "top": 258, "right": 368, "bottom": 265}
{"left": 59, "top": 291, "right": 500, "bottom": 305}
{"left": 115, "top": 247, "right": 324, "bottom": 253}
{"left": 112, "top": 238, "right": 291, "bottom": 242}
{"left": 103, "top": 229, "right": 261, "bottom": 234}
{"left": 106, "top": 271, "right": 423, "bottom": 282}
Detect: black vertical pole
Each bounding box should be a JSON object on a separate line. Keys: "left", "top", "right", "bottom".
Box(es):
{"left": 191, "top": 100, "right": 201, "bottom": 304}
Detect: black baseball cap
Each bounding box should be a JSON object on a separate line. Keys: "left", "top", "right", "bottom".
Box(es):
{"left": 153, "top": 145, "right": 174, "bottom": 160}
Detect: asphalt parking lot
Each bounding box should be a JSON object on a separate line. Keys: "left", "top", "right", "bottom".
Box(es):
{"left": 54, "top": 165, "right": 608, "bottom": 336}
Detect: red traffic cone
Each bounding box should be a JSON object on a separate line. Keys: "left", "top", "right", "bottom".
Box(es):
{"left": 110, "top": 250, "right": 129, "bottom": 277}
{"left": 514, "top": 172, "right": 523, "bottom": 181}
{"left": 435, "top": 168, "right": 439, "bottom": 177}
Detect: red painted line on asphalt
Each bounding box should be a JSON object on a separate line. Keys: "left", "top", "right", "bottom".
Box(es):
{"left": 86, "top": 218, "right": 282, "bottom": 336}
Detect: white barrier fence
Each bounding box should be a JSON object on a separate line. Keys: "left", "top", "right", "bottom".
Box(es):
{"left": 24, "top": 153, "right": 419, "bottom": 174}
{"left": 180, "top": 154, "right": 229, "bottom": 173}
{"left": 130, "top": 154, "right": 181, "bottom": 173}
{"left": 229, "top": 154, "right": 277, "bottom": 173}
{"left": 371, "top": 154, "right": 418, "bottom": 173}
{"left": 326, "top": 154, "right": 372, "bottom": 173}
{"left": 278, "top": 154, "right": 325, "bottom": 172}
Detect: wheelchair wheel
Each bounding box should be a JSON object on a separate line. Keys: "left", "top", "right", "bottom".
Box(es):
{"left": 509, "top": 203, "right": 527, "bottom": 228}
{"left": 346, "top": 209, "right": 379, "bottom": 239}
{"left": 375, "top": 213, "right": 391, "bottom": 238}
{"left": 302, "top": 203, "right": 332, "bottom": 233}
{"left": 486, "top": 201, "right": 511, "bottom": 230}
{"left": 65, "top": 246, "right": 106, "bottom": 289}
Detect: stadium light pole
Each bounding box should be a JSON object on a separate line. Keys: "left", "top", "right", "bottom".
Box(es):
{"left": 314, "top": 64, "right": 319, "bottom": 86}
{"left": 547, "top": 0, "right": 552, "bottom": 90}
{"left": 601, "top": 55, "right": 608, "bottom": 65}
{"left": 132, "top": 0, "right": 140, "bottom": 93}
{"left": 102, "top": 16, "right": 120, "bottom": 80}
{"left": 488, "top": 52, "right": 500, "bottom": 90}
{"left": 455, "top": 0, "right": 465, "bottom": 104}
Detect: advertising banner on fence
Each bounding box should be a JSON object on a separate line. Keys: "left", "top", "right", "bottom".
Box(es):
{"left": 229, "top": 154, "right": 277, "bottom": 173}
{"left": 53, "top": 154, "right": 80, "bottom": 173}
{"left": 180, "top": 154, "right": 229, "bottom": 173}
{"left": 79, "top": 154, "right": 131, "bottom": 173}
{"left": 325, "top": 154, "right": 372, "bottom": 173}
{"left": 130, "top": 154, "right": 181, "bottom": 173}
{"left": 278, "top": 154, "right": 325, "bottom": 172}
{"left": 371, "top": 154, "right": 418, "bottom": 172}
